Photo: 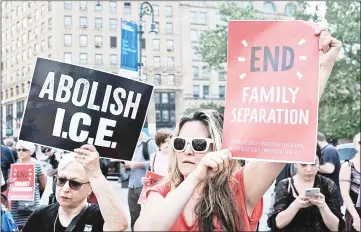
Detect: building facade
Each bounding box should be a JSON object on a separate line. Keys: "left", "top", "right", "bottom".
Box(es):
{"left": 1, "top": 1, "right": 295, "bottom": 137}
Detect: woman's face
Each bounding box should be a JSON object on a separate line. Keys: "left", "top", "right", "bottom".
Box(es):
{"left": 17, "top": 147, "right": 31, "bottom": 161}
{"left": 296, "top": 156, "right": 320, "bottom": 181}
{"left": 56, "top": 161, "right": 92, "bottom": 208}
{"left": 175, "top": 121, "right": 213, "bottom": 178}
{"left": 160, "top": 137, "right": 171, "bottom": 153}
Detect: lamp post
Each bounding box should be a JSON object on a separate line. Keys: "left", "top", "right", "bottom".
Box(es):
{"left": 138, "top": 2, "right": 157, "bottom": 79}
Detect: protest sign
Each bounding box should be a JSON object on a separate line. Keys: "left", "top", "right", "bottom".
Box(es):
{"left": 223, "top": 21, "right": 319, "bottom": 163}
{"left": 19, "top": 58, "right": 154, "bottom": 161}
{"left": 8, "top": 164, "right": 35, "bottom": 201}
{"left": 138, "top": 171, "right": 163, "bottom": 204}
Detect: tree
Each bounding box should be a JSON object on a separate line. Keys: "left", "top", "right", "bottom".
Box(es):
{"left": 198, "top": 1, "right": 360, "bottom": 140}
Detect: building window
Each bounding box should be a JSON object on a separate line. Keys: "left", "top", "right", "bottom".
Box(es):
{"left": 285, "top": 3, "right": 295, "bottom": 16}
{"left": 34, "top": 44, "right": 39, "bottom": 55}
{"left": 165, "top": 6, "right": 173, "bottom": 17}
{"left": 80, "top": 17, "right": 88, "bottom": 28}
{"left": 191, "top": 30, "right": 198, "bottom": 41}
{"left": 166, "top": 40, "right": 174, "bottom": 51}
{"left": 64, "top": 15, "right": 72, "bottom": 27}
{"left": 154, "top": 74, "right": 161, "bottom": 85}
{"left": 64, "top": 1, "right": 72, "bottom": 9}
{"left": 141, "top": 56, "right": 146, "bottom": 67}
{"left": 154, "top": 22, "right": 160, "bottom": 33}
{"left": 110, "top": 18, "right": 117, "bottom": 30}
{"left": 168, "top": 74, "right": 175, "bottom": 85}
{"left": 21, "top": 83, "right": 25, "bottom": 93}
{"left": 191, "top": 11, "right": 197, "bottom": 23}
{"left": 95, "top": 54, "right": 103, "bottom": 65}
{"left": 95, "top": 1, "right": 102, "bottom": 11}
{"left": 203, "top": 85, "right": 209, "bottom": 98}
{"left": 161, "top": 93, "right": 169, "bottom": 104}
{"left": 79, "top": 53, "right": 87, "bottom": 65}
{"left": 28, "top": 30, "right": 32, "bottom": 41}
{"left": 110, "top": 36, "right": 117, "bottom": 48}
{"left": 41, "top": 4, "right": 45, "bottom": 15}
{"left": 153, "top": 5, "right": 159, "bottom": 16}
{"left": 124, "top": 2, "right": 131, "bottom": 15}
{"left": 80, "top": 1, "right": 87, "bottom": 10}
{"left": 166, "top": 23, "right": 173, "bottom": 34}
{"left": 80, "top": 35, "right": 88, "bottom": 47}
{"left": 156, "top": 110, "right": 161, "bottom": 122}
{"left": 202, "top": 67, "right": 210, "bottom": 79}
{"left": 153, "top": 39, "right": 160, "bottom": 51}
{"left": 48, "top": 1, "right": 52, "bottom": 11}
{"left": 28, "top": 48, "right": 32, "bottom": 58}
{"left": 48, "top": 36, "right": 52, "bottom": 48}
{"left": 153, "top": 56, "right": 160, "bottom": 68}
{"left": 22, "top": 67, "right": 25, "bottom": 76}
{"left": 170, "top": 92, "right": 175, "bottom": 104}
{"left": 16, "top": 101, "right": 24, "bottom": 122}
{"left": 155, "top": 93, "right": 160, "bottom": 104}
{"left": 95, "top": 36, "right": 103, "bottom": 48}
{"left": 41, "top": 40, "right": 45, "bottom": 51}
{"left": 35, "top": 9, "right": 40, "bottom": 21}
{"left": 64, "top": 52, "right": 72, "bottom": 63}
{"left": 110, "top": 54, "right": 117, "bottom": 65}
{"left": 264, "top": 1, "right": 276, "bottom": 14}
{"left": 110, "top": 1, "right": 117, "bottom": 12}
{"left": 64, "top": 34, "right": 72, "bottom": 46}
{"left": 219, "top": 69, "right": 226, "bottom": 80}
{"left": 199, "top": 12, "right": 207, "bottom": 24}
{"left": 219, "top": 86, "right": 225, "bottom": 99}
{"left": 192, "top": 67, "right": 199, "bottom": 79}
{"left": 167, "top": 57, "right": 174, "bottom": 68}
{"left": 41, "top": 22, "right": 45, "bottom": 33}
{"left": 162, "top": 110, "right": 170, "bottom": 122}
{"left": 193, "top": 85, "right": 200, "bottom": 98}
{"left": 95, "top": 17, "right": 103, "bottom": 29}
{"left": 48, "top": 18, "right": 52, "bottom": 30}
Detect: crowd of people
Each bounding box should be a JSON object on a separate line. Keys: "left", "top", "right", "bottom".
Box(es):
{"left": 0, "top": 26, "right": 359, "bottom": 232}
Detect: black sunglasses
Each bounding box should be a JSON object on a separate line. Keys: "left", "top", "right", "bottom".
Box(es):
{"left": 17, "top": 148, "right": 29, "bottom": 152}
{"left": 55, "top": 176, "right": 89, "bottom": 191}
{"left": 172, "top": 137, "right": 213, "bottom": 153}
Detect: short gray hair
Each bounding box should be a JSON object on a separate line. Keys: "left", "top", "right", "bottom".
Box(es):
{"left": 5, "top": 139, "right": 15, "bottom": 147}
{"left": 16, "top": 140, "right": 36, "bottom": 154}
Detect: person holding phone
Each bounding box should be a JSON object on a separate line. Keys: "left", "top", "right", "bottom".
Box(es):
{"left": 267, "top": 144, "right": 345, "bottom": 231}
{"left": 339, "top": 132, "right": 360, "bottom": 232}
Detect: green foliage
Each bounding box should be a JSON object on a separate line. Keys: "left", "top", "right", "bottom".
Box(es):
{"left": 184, "top": 102, "right": 224, "bottom": 116}
{"left": 197, "top": 1, "right": 360, "bottom": 140}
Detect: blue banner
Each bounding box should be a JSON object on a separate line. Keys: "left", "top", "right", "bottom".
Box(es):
{"left": 120, "top": 19, "right": 138, "bottom": 72}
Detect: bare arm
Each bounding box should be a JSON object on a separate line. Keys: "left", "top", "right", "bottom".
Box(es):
{"left": 74, "top": 145, "right": 128, "bottom": 231}
{"left": 339, "top": 163, "right": 359, "bottom": 219}
{"left": 135, "top": 173, "right": 200, "bottom": 231}
{"left": 319, "top": 204, "right": 339, "bottom": 231}
{"left": 319, "top": 163, "right": 335, "bottom": 174}
{"left": 275, "top": 201, "right": 300, "bottom": 229}
{"left": 89, "top": 174, "right": 128, "bottom": 231}
{"left": 38, "top": 174, "right": 47, "bottom": 191}
{"left": 244, "top": 162, "right": 285, "bottom": 214}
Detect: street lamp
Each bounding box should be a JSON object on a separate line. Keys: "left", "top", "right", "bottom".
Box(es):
{"left": 138, "top": 1, "right": 157, "bottom": 78}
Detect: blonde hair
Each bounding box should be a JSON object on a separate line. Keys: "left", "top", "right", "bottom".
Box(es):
{"left": 353, "top": 132, "right": 360, "bottom": 145}
{"left": 164, "top": 109, "right": 242, "bottom": 231}
{"left": 16, "top": 140, "right": 36, "bottom": 154}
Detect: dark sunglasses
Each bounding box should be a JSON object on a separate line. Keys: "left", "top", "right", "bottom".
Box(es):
{"left": 172, "top": 137, "right": 213, "bottom": 153}
{"left": 55, "top": 176, "right": 89, "bottom": 191}
{"left": 17, "top": 148, "right": 29, "bottom": 152}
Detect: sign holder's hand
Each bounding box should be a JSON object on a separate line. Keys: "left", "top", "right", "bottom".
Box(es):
{"left": 74, "top": 145, "right": 102, "bottom": 178}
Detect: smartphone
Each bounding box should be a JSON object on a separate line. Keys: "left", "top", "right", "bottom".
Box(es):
{"left": 305, "top": 188, "right": 320, "bottom": 198}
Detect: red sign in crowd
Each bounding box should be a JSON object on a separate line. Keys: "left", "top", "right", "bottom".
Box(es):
{"left": 8, "top": 163, "right": 35, "bottom": 201}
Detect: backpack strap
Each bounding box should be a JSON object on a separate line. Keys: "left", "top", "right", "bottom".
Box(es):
{"left": 142, "top": 139, "right": 152, "bottom": 160}
{"left": 65, "top": 203, "right": 89, "bottom": 232}
{"left": 151, "top": 152, "right": 158, "bottom": 172}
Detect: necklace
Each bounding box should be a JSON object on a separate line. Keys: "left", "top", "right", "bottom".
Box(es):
{"left": 53, "top": 211, "right": 59, "bottom": 232}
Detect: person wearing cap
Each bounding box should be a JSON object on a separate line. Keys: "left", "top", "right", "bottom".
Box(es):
{"left": 10, "top": 140, "right": 47, "bottom": 230}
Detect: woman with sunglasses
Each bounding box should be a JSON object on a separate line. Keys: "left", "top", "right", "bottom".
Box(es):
{"left": 340, "top": 133, "right": 361, "bottom": 232}
{"left": 22, "top": 144, "right": 128, "bottom": 232}
{"left": 10, "top": 140, "right": 47, "bottom": 231}
{"left": 135, "top": 28, "right": 342, "bottom": 231}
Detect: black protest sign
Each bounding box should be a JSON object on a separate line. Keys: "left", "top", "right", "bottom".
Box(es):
{"left": 19, "top": 58, "right": 154, "bottom": 161}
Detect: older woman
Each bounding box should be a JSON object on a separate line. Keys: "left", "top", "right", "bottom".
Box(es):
{"left": 10, "top": 140, "right": 47, "bottom": 230}
{"left": 135, "top": 27, "right": 341, "bottom": 231}
{"left": 22, "top": 145, "right": 128, "bottom": 232}
{"left": 267, "top": 145, "right": 344, "bottom": 231}
{"left": 340, "top": 133, "right": 361, "bottom": 232}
